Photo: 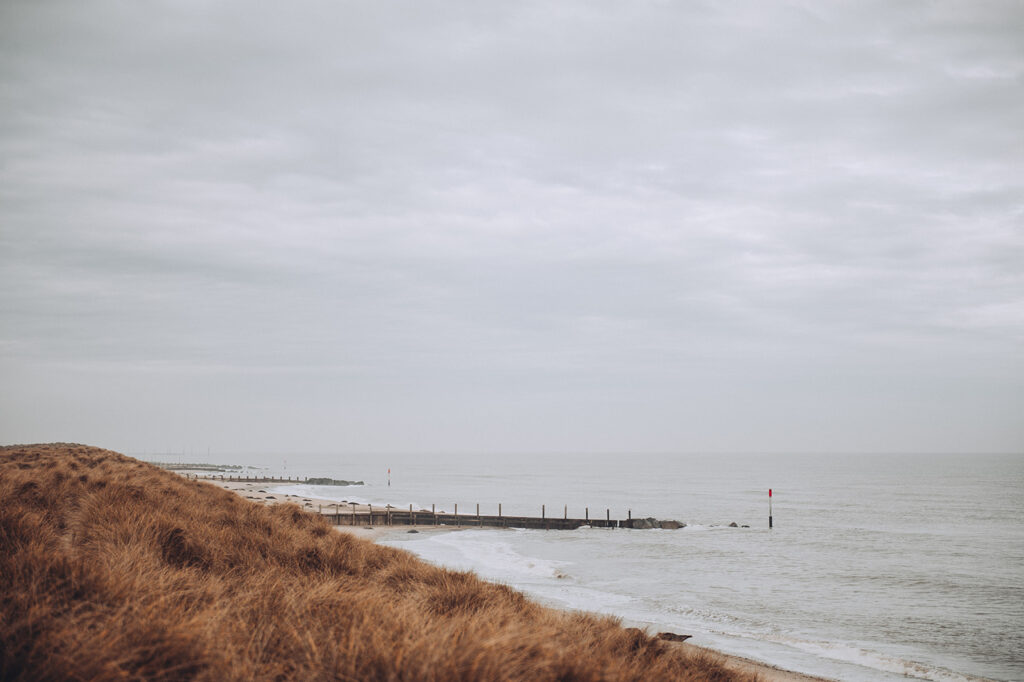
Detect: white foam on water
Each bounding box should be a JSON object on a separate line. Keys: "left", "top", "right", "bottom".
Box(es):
{"left": 386, "top": 530, "right": 641, "bottom": 618}
{"left": 413, "top": 530, "right": 570, "bottom": 581}
{"left": 766, "top": 636, "right": 998, "bottom": 682}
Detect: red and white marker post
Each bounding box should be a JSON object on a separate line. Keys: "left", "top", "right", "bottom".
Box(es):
{"left": 769, "top": 488, "right": 773, "bottom": 529}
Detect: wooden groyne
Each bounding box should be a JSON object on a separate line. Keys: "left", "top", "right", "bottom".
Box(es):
{"left": 190, "top": 474, "right": 682, "bottom": 531}
{"left": 319, "top": 505, "right": 681, "bottom": 531}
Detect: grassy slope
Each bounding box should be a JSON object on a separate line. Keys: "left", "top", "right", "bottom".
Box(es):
{"left": 0, "top": 444, "right": 755, "bottom": 681}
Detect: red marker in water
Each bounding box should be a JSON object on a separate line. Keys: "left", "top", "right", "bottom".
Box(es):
{"left": 769, "top": 488, "right": 773, "bottom": 529}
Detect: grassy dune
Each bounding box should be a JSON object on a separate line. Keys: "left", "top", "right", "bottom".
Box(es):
{"left": 1, "top": 443, "right": 755, "bottom": 681}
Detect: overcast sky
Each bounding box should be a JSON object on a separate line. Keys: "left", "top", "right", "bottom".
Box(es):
{"left": 1, "top": 0, "right": 1021, "bottom": 455}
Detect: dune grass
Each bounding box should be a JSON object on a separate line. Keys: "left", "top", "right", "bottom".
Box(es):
{"left": 1, "top": 443, "right": 756, "bottom": 681}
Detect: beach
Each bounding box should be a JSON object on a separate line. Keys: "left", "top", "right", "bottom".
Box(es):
{"left": 208, "top": 474, "right": 831, "bottom": 682}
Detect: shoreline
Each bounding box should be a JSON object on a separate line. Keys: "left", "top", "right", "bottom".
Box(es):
{"left": 205, "top": 474, "right": 832, "bottom": 682}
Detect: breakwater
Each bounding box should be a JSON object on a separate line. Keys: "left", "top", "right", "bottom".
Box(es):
{"left": 320, "top": 503, "right": 683, "bottom": 531}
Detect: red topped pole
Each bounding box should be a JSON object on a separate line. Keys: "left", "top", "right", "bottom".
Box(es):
{"left": 769, "top": 488, "right": 773, "bottom": 529}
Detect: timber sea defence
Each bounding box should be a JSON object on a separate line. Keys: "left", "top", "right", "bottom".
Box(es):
{"left": 190, "top": 473, "right": 684, "bottom": 531}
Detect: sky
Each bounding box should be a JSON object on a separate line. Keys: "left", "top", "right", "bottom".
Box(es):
{"left": 1, "top": 0, "right": 1022, "bottom": 455}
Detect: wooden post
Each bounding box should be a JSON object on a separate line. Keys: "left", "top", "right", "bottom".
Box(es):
{"left": 542, "top": 504, "right": 545, "bottom": 519}
{"left": 586, "top": 507, "right": 589, "bottom": 521}
{"left": 455, "top": 503, "right": 459, "bottom": 527}
{"left": 351, "top": 502, "right": 356, "bottom": 526}
{"left": 476, "top": 503, "right": 480, "bottom": 526}
{"left": 564, "top": 504, "right": 567, "bottom": 520}
{"left": 410, "top": 503, "right": 413, "bottom": 526}
{"left": 433, "top": 503, "right": 436, "bottom": 526}
{"left": 369, "top": 503, "right": 373, "bottom": 527}
{"left": 499, "top": 503, "right": 502, "bottom": 517}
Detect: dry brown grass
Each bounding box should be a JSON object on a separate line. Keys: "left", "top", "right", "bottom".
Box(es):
{"left": 1, "top": 443, "right": 757, "bottom": 681}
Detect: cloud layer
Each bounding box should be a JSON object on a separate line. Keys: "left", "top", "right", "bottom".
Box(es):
{"left": 2, "top": 0, "right": 1022, "bottom": 453}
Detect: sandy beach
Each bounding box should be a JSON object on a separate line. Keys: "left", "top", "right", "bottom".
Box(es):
{"left": 203, "top": 474, "right": 831, "bottom": 682}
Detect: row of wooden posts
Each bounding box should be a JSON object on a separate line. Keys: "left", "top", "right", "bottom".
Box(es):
{"left": 190, "top": 473, "right": 644, "bottom": 530}
{"left": 318, "top": 502, "right": 641, "bottom": 530}
{"left": 192, "top": 474, "right": 309, "bottom": 483}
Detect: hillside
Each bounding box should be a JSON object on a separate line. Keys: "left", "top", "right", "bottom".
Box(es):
{"left": 0, "top": 443, "right": 755, "bottom": 681}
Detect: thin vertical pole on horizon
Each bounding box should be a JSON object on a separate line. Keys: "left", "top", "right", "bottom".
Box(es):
{"left": 769, "top": 489, "right": 773, "bottom": 529}
{"left": 387, "top": 468, "right": 390, "bottom": 487}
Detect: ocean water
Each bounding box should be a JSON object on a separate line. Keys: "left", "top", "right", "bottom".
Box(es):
{"left": 227, "top": 452, "right": 1022, "bottom": 681}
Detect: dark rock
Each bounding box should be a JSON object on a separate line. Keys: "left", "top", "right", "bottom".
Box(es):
{"left": 625, "top": 517, "right": 685, "bottom": 529}
{"left": 407, "top": 529, "right": 419, "bottom": 534}
{"left": 728, "top": 522, "right": 738, "bottom": 527}
{"left": 306, "top": 477, "right": 365, "bottom": 486}
{"left": 657, "top": 632, "right": 692, "bottom": 642}
{"left": 265, "top": 496, "right": 276, "bottom": 499}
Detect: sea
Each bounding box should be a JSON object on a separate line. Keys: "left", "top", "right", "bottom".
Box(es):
{"left": 203, "top": 452, "right": 1023, "bottom": 682}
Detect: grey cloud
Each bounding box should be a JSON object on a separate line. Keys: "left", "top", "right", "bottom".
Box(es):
{"left": 1, "top": 0, "right": 1021, "bottom": 453}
